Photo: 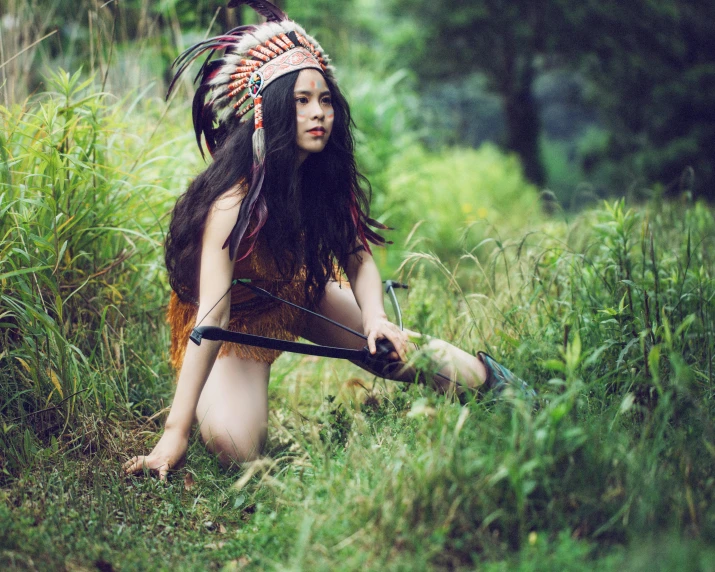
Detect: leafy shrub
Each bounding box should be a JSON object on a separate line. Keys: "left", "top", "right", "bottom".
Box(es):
{"left": 342, "top": 67, "right": 419, "bottom": 197}
{"left": 383, "top": 144, "right": 543, "bottom": 263}
{"left": 0, "top": 70, "right": 197, "bottom": 477}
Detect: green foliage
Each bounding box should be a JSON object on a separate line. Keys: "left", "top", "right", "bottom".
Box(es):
{"left": 540, "top": 138, "right": 591, "bottom": 208}
{"left": 343, "top": 67, "right": 419, "bottom": 199}
{"left": 318, "top": 395, "right": 352, "bottom": 448}
{"left": 370, "top": 195, "right": 715, "bottom": 566}
{"left": 388, "top": 0, "right": 715, "bottom": 199}
{"left": 387, "top": 0, "right": 576, "bottom": 187}
{"left": 426, "top": 196, "right": 715, "bottom": 403}
{"left": 0, "top": 69, "right": 198, "bottom": 477}
{"left": 383, "top": 144, "right": 542, "bottom": 262}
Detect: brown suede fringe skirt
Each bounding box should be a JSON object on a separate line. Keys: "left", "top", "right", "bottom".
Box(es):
{"left": 167, "top": 278, "right": 310, "bottom": 370}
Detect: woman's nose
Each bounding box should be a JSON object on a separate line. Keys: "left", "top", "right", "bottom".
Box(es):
{"left": 309, "top": 99, "right": 324, "bottom": 119}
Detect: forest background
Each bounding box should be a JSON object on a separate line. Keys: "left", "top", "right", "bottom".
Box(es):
{"left": 1, "top": 0, "right": 714, "bottom": 570}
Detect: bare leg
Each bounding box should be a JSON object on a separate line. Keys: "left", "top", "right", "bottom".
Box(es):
{"left": 195, "top": 354, "right": 270, "bottom": 467}
{"left": 299, "top": 282, "right": 488, "bottom": 391}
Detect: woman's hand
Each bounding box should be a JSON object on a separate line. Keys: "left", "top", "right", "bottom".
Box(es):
{"left": 363, "top": 313, "right": 409, "bottom": 362}
{"left": 123, "top": 427, "right": 189, "bottom": 481}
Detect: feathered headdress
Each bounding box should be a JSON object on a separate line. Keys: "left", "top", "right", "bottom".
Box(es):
{"left": 168, "top": 0, "right": 387, "bottom": 260}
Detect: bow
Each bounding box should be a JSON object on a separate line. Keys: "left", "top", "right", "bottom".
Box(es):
{"left": 189, "top": 279, "right": 454, "bottom": 383}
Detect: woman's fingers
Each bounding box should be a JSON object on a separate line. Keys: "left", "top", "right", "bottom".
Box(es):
{"left": 381, "top": 324, "right": 408, "bottom": 361}
{"left": 388, "top": 330, "right": 408, "bottom": 361}
{"left": 365, "top": 318, "right": 410, "bottom": 360}
{"left": 123, "top": 456, "right": 146, "bottom": 475}
{"left": 375, "top": 329, "right": 408, "bottom": 361}
{"left": 123, "top": 455, "right": 170, "bottom": 478}
{"left": 367, "top": 331, "right": 377, "bottom": 354}
{"left": 123, "top": 431, "right": 186, "bottom": 480}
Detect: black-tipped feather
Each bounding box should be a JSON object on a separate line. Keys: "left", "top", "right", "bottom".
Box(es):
{"left": 195, "top": 58, "right": 225, "bottom": 85}
{"left": 227, "top": 0, "right": 288, "bottom": 22}
{"left": 251, "top": 198, "right": 268, "bottom": 236}
{"left": 170, "top": 34, "right": 249, "bottom": 79}
{"left": 201, "top": 100, "right": 218, "bottom": 156}
{"left": 192, "top": 83, "right": 212, "bottom": 158}
{"left": 173, "top": 33, "right": 248, "bottom": 63}
{"left": 366, "top": 216, "right": 391, "bottom": 231}
{"left": 166, "top": 25, "right": 258, "bottom": 101}
{"left": 224, "top": 24, "right": 258, "bottom": 36}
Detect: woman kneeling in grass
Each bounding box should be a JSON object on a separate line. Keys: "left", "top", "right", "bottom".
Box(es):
{"left": 125, "top": 0, "right": 533, "bottom": 479}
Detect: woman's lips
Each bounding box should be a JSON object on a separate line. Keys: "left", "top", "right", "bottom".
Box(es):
{"left": 307, "top": 127, "right": 325, "bottom": 135}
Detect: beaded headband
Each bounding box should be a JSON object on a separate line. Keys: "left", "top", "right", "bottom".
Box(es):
{"left": 167, "top": 0, "right": 336, "bottom": 260}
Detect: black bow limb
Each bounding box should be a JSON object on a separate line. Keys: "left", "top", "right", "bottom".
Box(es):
{"left": 191, "top": 325, "right": 402, "bottom": 377}
{"left": 188, "top": 279, "right": 407, "bottom": 377}
{"left": 191, "top": 326, "right": 362, "bottom": 360}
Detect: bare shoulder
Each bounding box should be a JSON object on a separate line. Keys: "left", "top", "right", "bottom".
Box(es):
{"left": 203, "top": 182, "right": 245, "bottom": 246}
{"left": 211, "top": 182, "right": 246, "bottom": 215}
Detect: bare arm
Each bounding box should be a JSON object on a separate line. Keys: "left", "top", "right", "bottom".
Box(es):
{"left": 124, "top": 190, "right": 242, "bottom": 479}
{"left": 345, "top": 246, "right": 408, "bottom": 361}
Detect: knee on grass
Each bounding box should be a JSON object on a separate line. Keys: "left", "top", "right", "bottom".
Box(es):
{"left": 203, "top": 430, "right": 266, "bottom": 468}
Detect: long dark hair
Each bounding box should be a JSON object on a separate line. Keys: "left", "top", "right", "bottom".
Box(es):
{"left": 165, "top": 70, "right": 372, "bottom": 306}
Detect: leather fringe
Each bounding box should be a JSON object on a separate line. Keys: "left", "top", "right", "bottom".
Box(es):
{"left": 167, "top": 289, "right": 308, "bottom": 373}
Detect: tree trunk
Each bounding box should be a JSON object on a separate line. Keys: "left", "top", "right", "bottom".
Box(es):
{"left": 503, "top": 62, "right": 546, "bottom": 187}
{"left": 224, "top": 1, "right": 242, "bottom": 29}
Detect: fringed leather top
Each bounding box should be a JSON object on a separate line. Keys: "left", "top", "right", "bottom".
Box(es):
{"left": 167, "top": 234, "right": 321, "bottom": 369}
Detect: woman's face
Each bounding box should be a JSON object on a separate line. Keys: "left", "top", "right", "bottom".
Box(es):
{"left": 294, "top": 68, "right": 334, "bottom": 162}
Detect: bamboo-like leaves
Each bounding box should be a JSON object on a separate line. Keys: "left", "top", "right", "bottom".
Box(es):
{"left": 1, "top": 72, "right": 186, "bottom": 466}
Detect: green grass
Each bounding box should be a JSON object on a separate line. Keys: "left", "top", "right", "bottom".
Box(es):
{"left": 1, "top": 76, "right": 715, "bottom": 570}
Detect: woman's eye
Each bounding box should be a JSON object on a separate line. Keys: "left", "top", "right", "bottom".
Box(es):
{"left": 321, "top": 97, "right": 332, "bottom": 105}
{"left": 295, "top": 97, "right": 308, "bottom": 104}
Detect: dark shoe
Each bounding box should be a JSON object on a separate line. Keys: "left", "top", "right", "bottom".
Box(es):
{"left": 477, "top": 351, "right": 537, "bottom": 400}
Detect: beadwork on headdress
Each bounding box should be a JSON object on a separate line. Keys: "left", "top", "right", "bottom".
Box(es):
{"left": 168, "top": 1, "right": 333, "bottom": 157}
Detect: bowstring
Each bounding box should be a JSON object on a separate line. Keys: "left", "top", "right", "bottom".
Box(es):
{"left": 193, "top": 279, "right": 238, "bottom": 329}
{"left": 192, "top": 278, "right": 457, "bottom": 388}
{"left": 234, "top": 279, "right": 367, "bottom": 340}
